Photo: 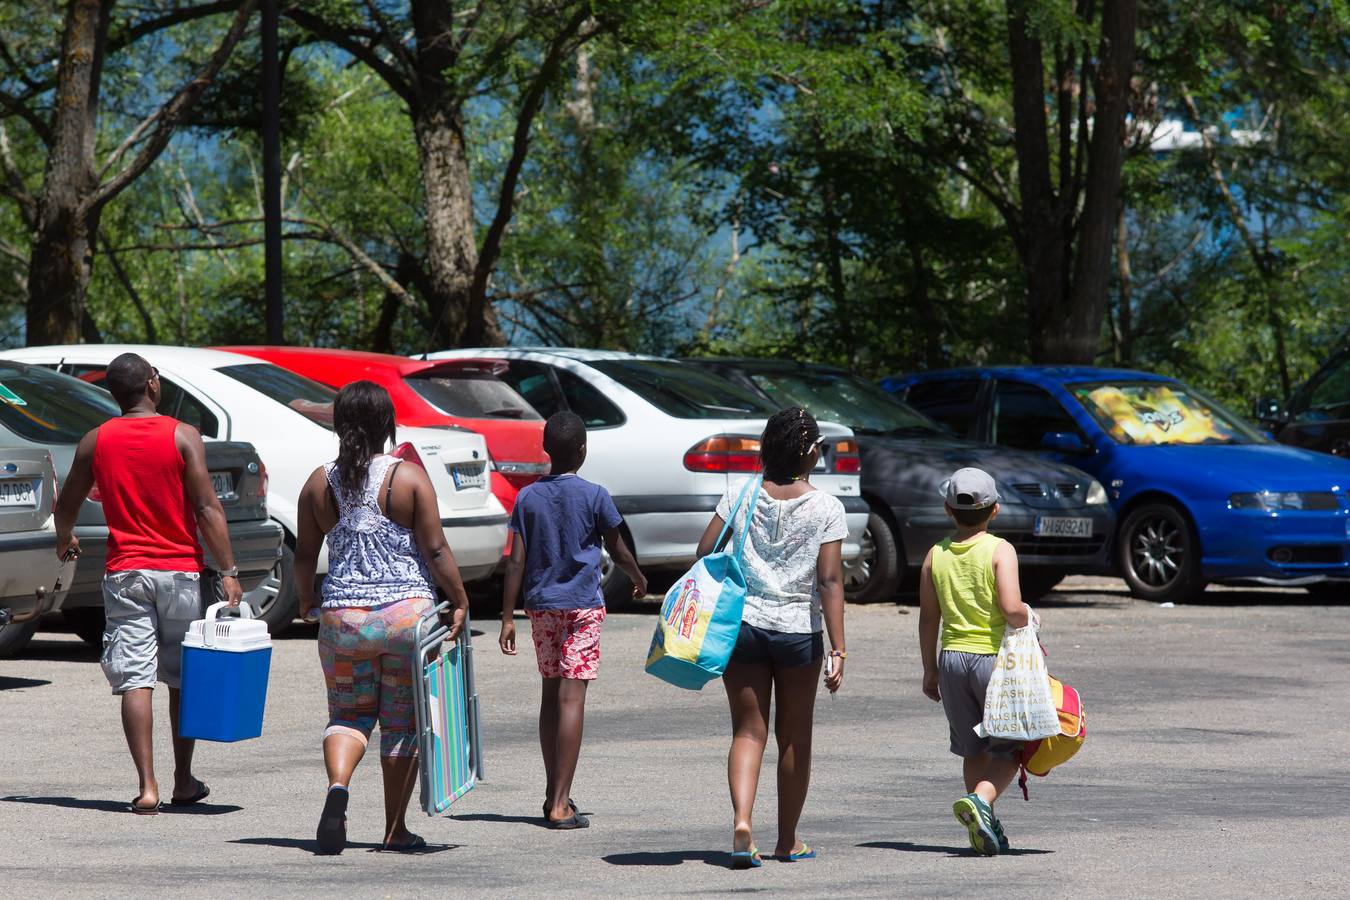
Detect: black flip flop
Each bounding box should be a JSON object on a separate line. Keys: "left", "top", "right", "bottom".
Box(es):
{"left": 543, "top": 798, "right": 579, "bottom": 819}
{"left": 169, "top": 780, "right": 211, "bottom": 806}
{"left": 380, "top": 834, "right": 428, "bottom": 852}
{"left": 316, "top": 788, "right": 349, "bottom": 855}
{"left": 547, "top": 812, "right": 590, "bottom": 830}
{"left": 129, "top": 795, "right": 161, "bottom": 816}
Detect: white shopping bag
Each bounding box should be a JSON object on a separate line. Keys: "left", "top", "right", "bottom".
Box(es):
{"left": 976, "top": 614, "right": 1059, "bottom": 741}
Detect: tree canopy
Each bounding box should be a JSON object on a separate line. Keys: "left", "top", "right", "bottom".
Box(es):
{"left": 1, "top": 0, "right": 1347, "bottom": 407}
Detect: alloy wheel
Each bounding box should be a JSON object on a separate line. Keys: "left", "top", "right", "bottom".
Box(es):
{"left": 244, "top": 560, "right": 283, "bottom": 617}
{"left": 1129, "top": 515, "right": 1183, "bottom": 588}
{"left": 842, "top": 524, "right": 876, "bottom": 591}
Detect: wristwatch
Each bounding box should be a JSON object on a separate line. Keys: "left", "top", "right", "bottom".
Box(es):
{"left": 217, "top": 566, "right": 239, "bottom": 578}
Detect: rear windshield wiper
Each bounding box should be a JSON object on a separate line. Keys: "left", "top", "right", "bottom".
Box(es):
{"left": 484, "top": 407, "right": 525, "bottom": 418}
{"left": 698, "top": 402, "right": 756, "bottom": 414}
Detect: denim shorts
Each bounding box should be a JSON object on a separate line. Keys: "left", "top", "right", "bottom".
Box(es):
{"left": 730, "top": 622, "right": 823, "bottom": 669}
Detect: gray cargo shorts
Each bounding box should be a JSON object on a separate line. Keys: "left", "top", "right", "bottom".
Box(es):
{"left": 102, "top": 570, "right": 205, "bottom": 695}
{"left": 938, "top": 649, "right": 1024, "bottom": 761}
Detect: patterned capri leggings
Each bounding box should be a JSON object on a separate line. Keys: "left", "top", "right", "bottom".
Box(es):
{"left": 318, "top": 596, "right": 432, "bottom": 758}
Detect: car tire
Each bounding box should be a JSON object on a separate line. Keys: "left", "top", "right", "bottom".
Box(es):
{"left": 600, "top": 542, "right": 638, "bottom": 609}
{"left": 1118, "top": 502, "right": 1206, "bottom": 603}
{"left": 1304, "top": 582, "right": 1348, "bottom": 601}
{"left": 843, "top": 511, "right": 902, "bottom": 603}
{"left": 1020, "top": 569, "right": 1066, "bottom": 601}
{"left": 0, "top": 620, "right": 39, "bottom": 658}
{"left": 64, "top": 608, "right": 107, "bottom": 648}
{"left": 243, "top": 542, "right": 299, "bottom": 634}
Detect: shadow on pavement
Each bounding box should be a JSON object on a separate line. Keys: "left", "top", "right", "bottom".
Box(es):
{"left": 450, "top": 812, "right": 554, "bottom": 828}
{"left": 0, "top": 676, "right": 51, "bottom": 691}
{"left": 17, "top": 638, "right": 99, "bottom": 662}
{"left": 230, "top": 837, "right": 459, "bottom": 855}
{"left": 1, "top": 795, "right": 242, "bottom": 816}
{"left": 859, "top": 840, "right": 1052, "bottom": 857}
{"left": 601, "top": 849, "right": 729, "bottom": 868}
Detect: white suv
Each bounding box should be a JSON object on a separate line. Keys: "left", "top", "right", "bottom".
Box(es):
{"left": 3, "top": 345, "right": 508, "bottom": 629}
{"left": 424, "top": 349, "right": 867, "bottom": 602}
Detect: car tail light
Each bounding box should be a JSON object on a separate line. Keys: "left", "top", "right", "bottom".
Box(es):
{"left": 832, "top": 439, "right": 861, "bottom": 474}
{"left": 391, "top": 442, "right": 426, "bottom": 469}
{"left": 255, "top": 460, "right": 269, "bottom": 498}
{"left": 684, "top": 436, "right": 762, "bottom": 473}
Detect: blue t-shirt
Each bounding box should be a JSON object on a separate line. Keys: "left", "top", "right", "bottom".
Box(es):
{"left": 510, "top": 474, "right": 623, "bottom": 610}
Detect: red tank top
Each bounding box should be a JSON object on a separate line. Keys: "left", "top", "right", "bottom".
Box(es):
{"left": 92, "top": 416, "right": 202, "bottom": 573}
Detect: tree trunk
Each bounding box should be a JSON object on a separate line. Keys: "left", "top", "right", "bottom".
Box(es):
{"left": 25, "top": 0, "right": 110, "bottom": 346}
{"left": 1005, "top": 0, "right": 1070, "bottom": 361}
{"left": 412, "top": 106, "right": 480, "bottom": 350}
{"left": 1055, "top": 0, "right": 1138, "bottom": 363}
{"left": 1114, "top": 201, "right": 1133, "bottom": 363}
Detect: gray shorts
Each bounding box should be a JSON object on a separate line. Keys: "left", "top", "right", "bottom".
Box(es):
{"left": 938, "top": 650, "right": 1024, "bottom": 760}
{"left": 102, "top": 570, "right": 205, "bottom": 695}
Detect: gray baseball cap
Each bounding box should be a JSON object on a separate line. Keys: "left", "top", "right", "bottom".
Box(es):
{"left": 941, "top": 467, "right": 1000, "bottom": 509}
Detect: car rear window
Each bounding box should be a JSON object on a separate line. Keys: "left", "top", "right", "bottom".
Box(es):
{"left": 217, "top": 363, "right": 336, "bottom": 429}
{"left": 0, "top": 363, "right": 119, "bottom": 443}
{"left": 589, "top": 360, "right": 776, "bottom": 419}
{"left": 748, "top": 369, "right": 943, "bottom": 436}
{"left": 406, "top": 371, "right": 542, "bottom": 420}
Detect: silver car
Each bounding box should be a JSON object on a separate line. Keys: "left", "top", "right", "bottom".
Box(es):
{"left": 0, "top": 361, "right": 283, "bottom": 647}
{"left": 0, "top": 447, "right": 75, "bottom": 656}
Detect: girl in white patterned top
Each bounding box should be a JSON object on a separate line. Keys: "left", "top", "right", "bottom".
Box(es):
{"left": 695, "top": 406, "right": 847, "bottom": 868}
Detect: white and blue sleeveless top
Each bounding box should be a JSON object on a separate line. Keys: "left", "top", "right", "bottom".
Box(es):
{"left": 320, "top": 455, "right": 436, "bottom": 609}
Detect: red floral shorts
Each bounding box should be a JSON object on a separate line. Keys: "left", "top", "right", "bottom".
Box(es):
{"left": 526, "top": 608, "right": 605, "bottom": 680}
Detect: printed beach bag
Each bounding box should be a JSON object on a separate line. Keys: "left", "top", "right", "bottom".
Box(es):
{"left": 645, "top": 477, "right": 762, "bottom": 690}
{"left": 1017, "top": 674, "right": 1086, "bottom": 800}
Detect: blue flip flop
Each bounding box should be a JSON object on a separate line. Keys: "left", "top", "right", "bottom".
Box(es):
{"left": 779, "top": 842, "right": 816, "bottom": 862}
{"left": 730, "top": 846, "right": 762, "bottom": 869}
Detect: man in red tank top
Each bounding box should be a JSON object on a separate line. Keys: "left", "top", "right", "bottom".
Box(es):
{"left": 55, "top": 353, "right": 243, "bottom": 815}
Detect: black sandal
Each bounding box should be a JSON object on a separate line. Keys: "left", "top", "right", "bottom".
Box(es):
{"left": 547, "top": 812, "right": 590, "bottom": 830}
{"left": 380, "top": 834, "right": 427, "bottom": 852}
{"left": 542, "top": 797, "right": 579, "bottom": 819}
{"left": 316, "top": 788, "right": 349, "bottom": 855}
{"left": 169, "top": 779, "right": 211, "bottom": 806}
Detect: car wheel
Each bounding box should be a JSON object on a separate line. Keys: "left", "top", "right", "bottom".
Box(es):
{"left": 1118, "top": 502, "right": 1206, "bottom": 602}
{"left": 64, "top": 608, "right": 107, "bottom": 647}
{"left": 1020, "top": 569, "right": 1066, "bottom": 601}
{"left": 843, "top": 512, "right": 901, "bottom": 603}
{"left": 599, "top": 542, "right": 637, "bottom": 609}
{"left": 243, "top": 542, "right": 299, "bottom": 633}
{"left": 1305, "top": 582, "right": 1348, "bottom": 601}
{"left": 0, "top": 620, "right": 39, "bottom": 658}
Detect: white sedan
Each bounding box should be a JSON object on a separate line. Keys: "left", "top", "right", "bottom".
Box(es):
{"left": 424, "top": 348, "right": 868, "bottom": 603}
{"left": 2, "top": 345, "right": 508, "bottom": 629}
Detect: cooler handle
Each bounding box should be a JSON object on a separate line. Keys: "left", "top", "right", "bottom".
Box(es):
{"left": 202, "top": 600, "right": 255, "bottom": 648}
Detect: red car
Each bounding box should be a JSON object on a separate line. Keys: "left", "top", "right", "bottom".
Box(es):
{"left": 218, "top": 347, "right": 548, "bottom": 515}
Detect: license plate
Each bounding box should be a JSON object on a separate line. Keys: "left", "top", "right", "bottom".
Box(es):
{"left": 450, "top": 463, "right": 486, "bottom": 491}
{"left": 0, "top": 477, "right": 39, "bottom": 508}
{"left": 1034, "top": 516, "right": 1093, "bottom": 538}
{"left": 211, "top": 471, "right": 236, "bottom": 499}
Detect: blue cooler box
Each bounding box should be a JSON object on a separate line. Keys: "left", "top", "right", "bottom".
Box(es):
{"left": 179, "top": 601, "right": 272, "bottom": 742}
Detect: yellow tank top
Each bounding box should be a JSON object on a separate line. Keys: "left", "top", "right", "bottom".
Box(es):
{"left": 931, "top": 532, "right": 1005, "bottom": 654}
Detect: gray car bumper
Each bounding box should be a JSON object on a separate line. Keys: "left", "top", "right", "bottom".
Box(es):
{"left": 61, "top": 519, "right": 284, "bottom": 610}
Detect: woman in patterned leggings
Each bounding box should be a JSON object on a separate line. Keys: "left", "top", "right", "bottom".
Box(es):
{"left": 294, "top": 381, "right": 471, "bottom": 854}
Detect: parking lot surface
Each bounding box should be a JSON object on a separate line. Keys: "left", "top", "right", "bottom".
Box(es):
{"left": 2, "top": 577, "right": 1348, "bottom": 898}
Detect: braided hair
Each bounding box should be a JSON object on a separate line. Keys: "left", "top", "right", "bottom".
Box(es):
{"left": 760, "top": 406, "right": 821, "bottom": 484}
{"left": 333, "top": 381, "right": 398, "bottom": 499}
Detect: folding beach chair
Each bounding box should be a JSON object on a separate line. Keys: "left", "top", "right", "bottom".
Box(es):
{"left": 413, "top": 601, "right": 485, "bottom": 816}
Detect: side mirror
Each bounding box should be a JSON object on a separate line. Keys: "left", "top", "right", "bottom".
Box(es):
{"left": 1253, "top": 396, "right": 1286, "bottom": 425}
{"left": 1040, "top": 431, "right": 1089, "bottom": 454}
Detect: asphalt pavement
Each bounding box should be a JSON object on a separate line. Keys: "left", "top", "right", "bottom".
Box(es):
{"left": 2, "top": 577, "right": 1348, "bottom": 898}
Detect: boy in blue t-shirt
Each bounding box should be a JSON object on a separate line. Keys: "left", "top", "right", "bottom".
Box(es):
{"left": 499, "top": 410, "right": 646, "bottom": 829}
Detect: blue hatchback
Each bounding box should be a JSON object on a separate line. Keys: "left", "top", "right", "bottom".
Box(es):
{"left": 883, "top": 366, "right": 1350, "bottom": 602}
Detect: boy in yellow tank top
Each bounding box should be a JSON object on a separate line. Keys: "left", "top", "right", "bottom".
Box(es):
{"left": 918, "top": 467, "right": 1032, "bottom": 857}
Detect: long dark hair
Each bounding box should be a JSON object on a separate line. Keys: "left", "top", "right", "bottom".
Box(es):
{"left": 760, "top": 406, "right": 821, "bottom": 484}
{"left": 333, "top": 381, "right": 397, "bottom": 498}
